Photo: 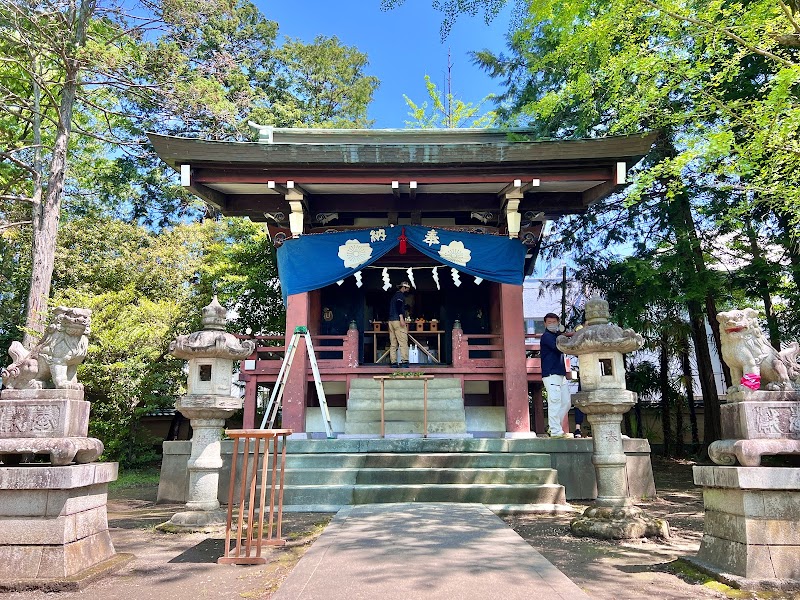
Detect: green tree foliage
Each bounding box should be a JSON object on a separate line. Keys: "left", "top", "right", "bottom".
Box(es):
{"left": 1, "top": 0, "right": 379, "bottom": 465}
{"left": 50, "top": 217, "right": 282, "bottom": 466}
{"left": 396, "top": 0, "right": 800, "bottom": 448}
{"left": 272, "top": 36, "right": 380, "bottom": 128}
{"left": 404, "top": 74, "right": 497, "bottom": 128}
{"left": 0, "top": 0, "right": 380, "bottom": 344}
{"left": 397, "top": 0, "right": 800, "bottom": 212}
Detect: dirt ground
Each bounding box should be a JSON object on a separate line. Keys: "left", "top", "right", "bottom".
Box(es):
{"left": 4, "top": 457, "right": 800, "bottom": 600}
{"left": 504, "top": 456, "right": 800, "bottom": 600}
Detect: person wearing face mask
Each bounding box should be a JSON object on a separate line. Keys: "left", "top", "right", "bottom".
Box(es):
{"left": 540, "top": 312, "right": 575, "bottom": 438}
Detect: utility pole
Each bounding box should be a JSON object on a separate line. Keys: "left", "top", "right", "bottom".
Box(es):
{"left": 561, "top": 265, "right": 568, "bottom": 324}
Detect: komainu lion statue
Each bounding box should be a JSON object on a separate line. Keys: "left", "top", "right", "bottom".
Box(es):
{"left": 718, "top": 308, "right": 800, "bottom": 392}
{"left": 1, "top": 307, "right": 91, "bottom": 391}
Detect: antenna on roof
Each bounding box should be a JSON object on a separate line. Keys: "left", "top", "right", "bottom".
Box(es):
{"left": 446, "top": 48, "right": 453, "bottom": 128}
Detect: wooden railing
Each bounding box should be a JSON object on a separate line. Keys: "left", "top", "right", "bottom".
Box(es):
{"left": 239, "top": 330, "right": 543, "bottom": 377}
{"left": 451, "top": 329, "right": 504, "bottom": 368}
{"left": 218, "top": 429, "right": 292, "bottom": 565}
{"left": 237, "top": 330, "right": 546, "bottom": 428}
{"left": 242, "top": 330, "right": 359, "bottom": 375}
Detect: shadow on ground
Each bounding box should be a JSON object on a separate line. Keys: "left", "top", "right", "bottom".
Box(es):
{"left": 5, "top": 457, "right": 798, "bottom": 599}
{"left": 504, "top": 456, "right": 800, "bottom": 600}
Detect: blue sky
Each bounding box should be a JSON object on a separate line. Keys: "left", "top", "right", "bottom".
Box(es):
{"left": 255, "top": 0, "right": 515, "bottom": 128}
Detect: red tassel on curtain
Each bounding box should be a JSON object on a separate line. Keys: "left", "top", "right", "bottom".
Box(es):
{"left": 399, "top": 227, "right": 407, "bottom": 254}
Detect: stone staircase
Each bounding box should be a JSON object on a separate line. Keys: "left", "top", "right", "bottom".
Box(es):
{"left": 344, "top": 378, "right": 468, "bottom": 436}
{"left": 251, "top": 438, "right": 569, "bottom": 513}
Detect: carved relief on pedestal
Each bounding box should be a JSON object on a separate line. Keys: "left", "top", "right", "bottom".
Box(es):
{"left": 0, "top": 404, "right": 61, "bottom": 434}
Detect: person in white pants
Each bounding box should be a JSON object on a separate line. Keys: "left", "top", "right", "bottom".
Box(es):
{"left": 540, "top": 313, "right": 574, "bottom": 437}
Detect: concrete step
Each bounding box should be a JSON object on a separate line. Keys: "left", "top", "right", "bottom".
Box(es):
{"left": 353, "top": 483, "right": 566, "bottom": 505}
{"left": 355, "top": 467, "right": 558, "bottom": 486}
{"left": 263, "top": 467, "right": 558, "bottom": 486}
{"left": 347, "top": 398, "right": 464, "bottom": 411}
{"left": 273, "top": 484, "right": 568, "bottom": 507}
{"left": 347, "top": 390, "right": 464, "bottom": 403}
{"left": 345, "top": 409, "right": 467, "bottom": 423}
{"left": 269, "top": 452, "right": 553, "bottom": 469}
{"left": 357, "top": 452, "right": 551, "bottom": 468}
{"left": 277, "top": 483, "right": 566, "bottom": 506}
{"left": 344, "top": 421, "right": 468, "bottom": 435}
{"left": 283, "top": 438, "right": 521, "bottom": 453}
{"left": 349, "top": 379, "right": 462, "bottom": 391}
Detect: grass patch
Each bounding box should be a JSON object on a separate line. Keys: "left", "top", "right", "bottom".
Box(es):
{"left": 664, "top": 560, "right": 780, "bottom": 599}
{"left": 109, "top": 467, "right": 161, "bottom": 490}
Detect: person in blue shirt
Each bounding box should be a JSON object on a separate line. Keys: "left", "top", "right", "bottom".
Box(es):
{"left": 540, "top": 312, "right": 575, "bottom": 437}
{"left": 388, "top": 281, "right": 410, "bottom": 367}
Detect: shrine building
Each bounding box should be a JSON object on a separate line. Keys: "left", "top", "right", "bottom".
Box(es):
{"left": 149, "top": 127, "right": 656, "bottom": 438}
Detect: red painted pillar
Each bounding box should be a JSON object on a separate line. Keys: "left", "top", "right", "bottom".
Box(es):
{"left": 500, "top": 283, "right": 530, "bottom": 433}
{"left": 243, "top": 376, "right": 258, "bottom": 429}
{"left": 283, "top": 292, "right": 309, "bottom": 433}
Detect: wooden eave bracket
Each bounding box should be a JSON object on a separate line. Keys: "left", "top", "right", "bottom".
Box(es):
{"left": 499, "top": 179, "right": 527, "bottom": 239}
{"left": 502, "top": 190, "right": 524, "bottom": 240}
{"left": 285, "top": 182, "right": 307, "bottom": 237}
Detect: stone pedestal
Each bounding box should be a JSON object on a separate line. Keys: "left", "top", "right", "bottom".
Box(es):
{"left": 159, "top": 395, "right": 242, "bottom": 531}
{"left": 577, "top": 391, "right": 635, "bottom": 508}
{"left": 570, "top": 390, "right": 670, "bottom": 539}
{"left": 0, "top": 463, "right": 127, "bottom": 587}
{"left": 689, "top": 466, "right": 800, "bottom": 590}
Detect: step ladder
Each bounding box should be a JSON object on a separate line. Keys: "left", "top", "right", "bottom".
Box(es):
{"left": 259, "top": 326, "right": 334, "bottom": 438}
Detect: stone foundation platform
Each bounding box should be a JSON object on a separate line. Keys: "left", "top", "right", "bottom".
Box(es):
{"left": 691, "top": 465, "right": 800, "bottom": 589}
{"left": 0, "top": 462, "right": 123, "bottom": 584}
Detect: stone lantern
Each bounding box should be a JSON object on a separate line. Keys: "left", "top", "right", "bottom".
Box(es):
{"left": 160, "top": 297, "right": 256, "bottom": 531}
{"left": 557, "top": 296, "right": 669, "bottom": 539}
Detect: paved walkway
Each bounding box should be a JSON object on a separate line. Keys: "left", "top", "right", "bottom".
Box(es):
{"left": 274, "top": 503, "right": 591, "bottom": 600}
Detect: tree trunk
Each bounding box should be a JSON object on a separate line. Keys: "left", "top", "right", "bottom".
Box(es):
{"left": 688, "top": 300, "right": 722, "bottom": 449}
{"left": 680, "top": 332, "right": 700, "bottom": 447}
{"left": 22, "top": 0, "right": 93, "bottom": 347}
{"left": 674, "top": 373, "right": 685, "bottom": 458}
{"left": 775, "top": 211, "right": 800, "bottom": 293}
{"left": 745, "top": 220, "right": 780, "bottom": 349}
{"left": 659, "top": 331, "right": 672, "bottom": 457}
{"left": 22, "top": 52, "right": 44, "bottom": 348}
{"left": 665, "top": 175, "right": 721, "bottom": 452}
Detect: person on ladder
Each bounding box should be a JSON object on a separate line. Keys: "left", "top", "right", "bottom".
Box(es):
{"left": 388, "top": 281, "right": 411, "bottom": 368}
